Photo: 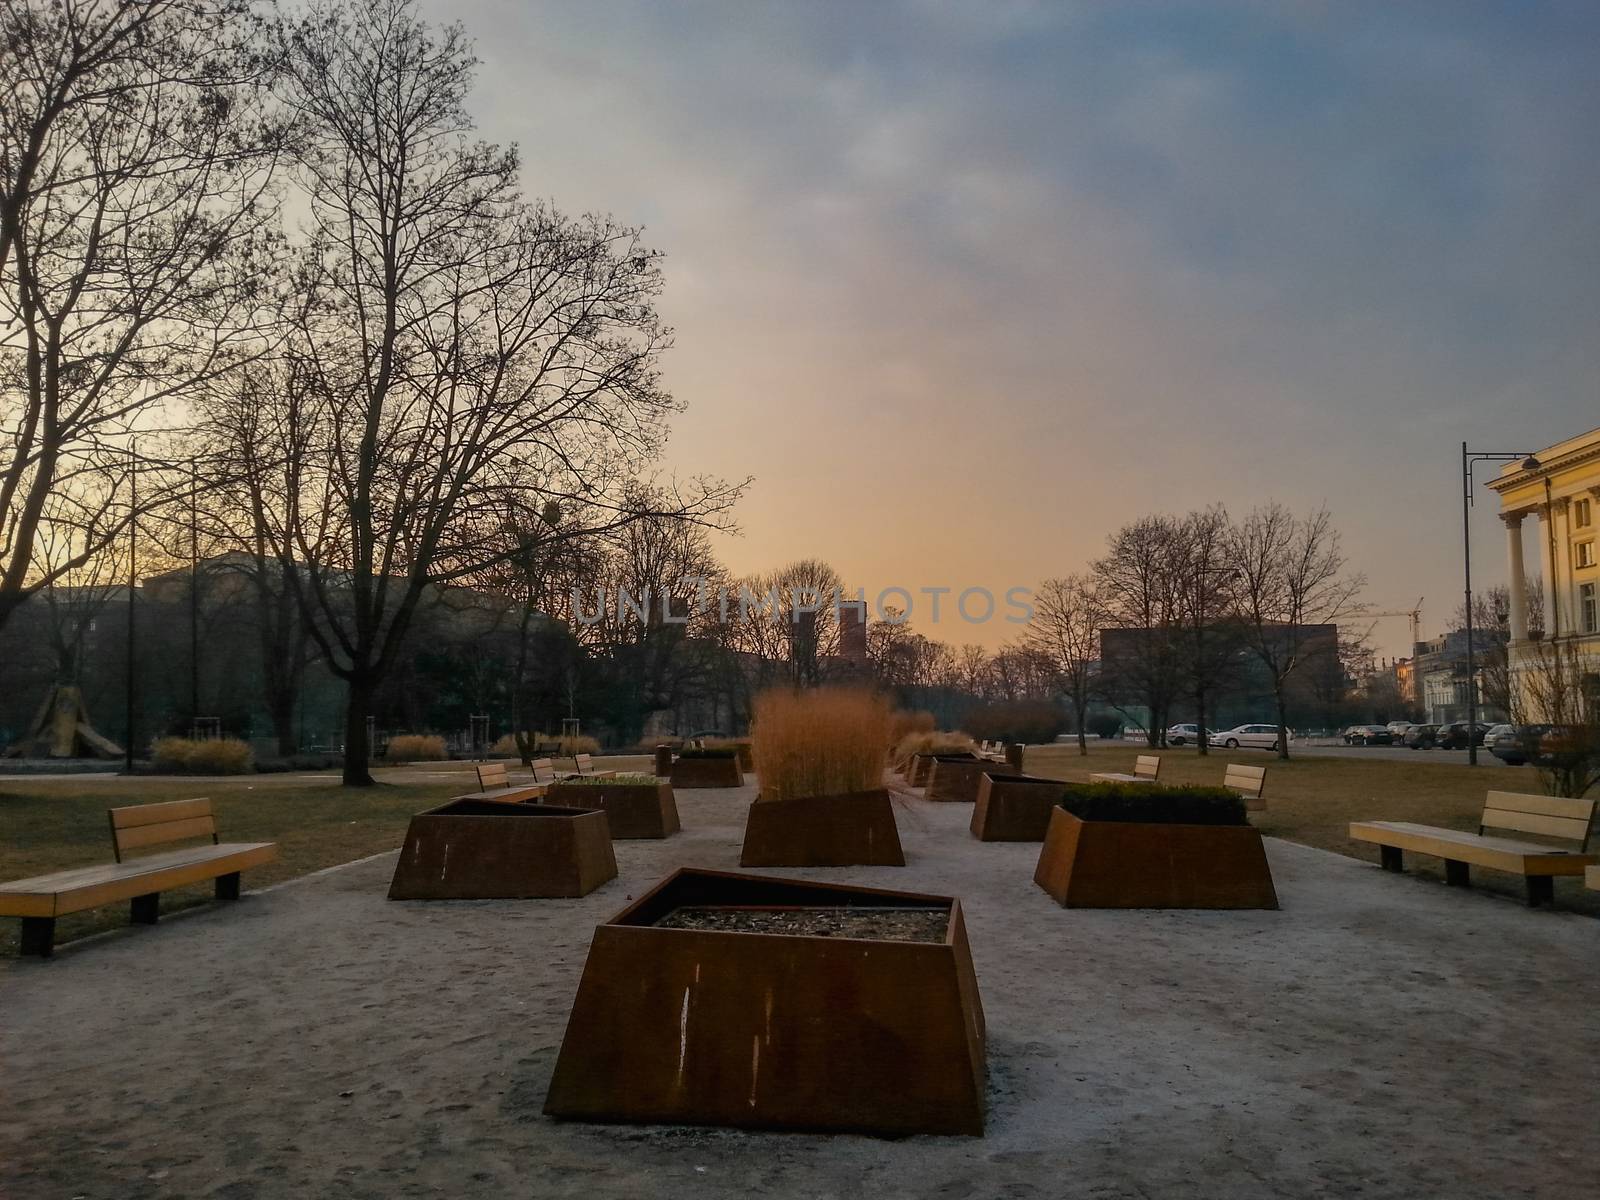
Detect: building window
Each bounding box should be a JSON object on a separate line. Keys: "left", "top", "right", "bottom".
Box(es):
{"left": 1583, "top": 582, "right": 1598, "bottom": 635}
{"left": 1575, "top": 497, "right": 1593, "bottom": 529}
{"left": 1578, "top": 540, "right": 1596, "bottom": 569}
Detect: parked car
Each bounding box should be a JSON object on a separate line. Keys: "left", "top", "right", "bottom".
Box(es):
{"left": 1343, "top": 725, "right": 1393, "bottom": 746}
{"left": 1386, "top": 721, "right": 1415, "bottom": 743}
{"left": 1403, "top": 724, "right": 1440, "bottom": 749}
{"left": 1435, "top": 721, "right": 1490, "bottom": 750}
{"left": 1534, "top": 725, "right": 1600, "bottom": 769}
{"left": 1165, "top": 724, "right": 1211, "bottom": 746}
{"left": 1486, "top": 724, "right": 1546, "bottom": 765}
{"left": 1208, "top": 724, "right": 1291, "bottom": 751}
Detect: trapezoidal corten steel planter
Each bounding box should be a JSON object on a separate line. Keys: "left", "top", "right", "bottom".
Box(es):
{"left": 543, "top": 867, "right": 986, "bottom": 1137}
{"left": 668, "top": 755, "right": 746, "bottom": 788}
{"left": 387, "top": 800, "right": 617, "bottom": 900}
{"left": 1032, "top": 806, "right": 1279, "bottom": 909}
{"left": 906, "top": 750, "right": 978, "bottom": 788}
{"left": 970, "top": 773, "right": 1064, "bottom": 841}
{"left": 544, "top": 779, "right": 682, "bottom": 839}
{"left": 925, "top": 756, "right": 993, "bottom": 803}
{"left": 738, "top": 788, "right": 906, "bottom": 867}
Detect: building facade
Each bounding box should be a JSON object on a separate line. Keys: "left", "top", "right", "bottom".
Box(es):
{"left": 1487, "top": 426, "right": 1600, "bottom": 705}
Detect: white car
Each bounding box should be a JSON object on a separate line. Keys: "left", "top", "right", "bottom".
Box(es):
{"left": 1208, "top": 723, "right": 1291, "bottom": 751}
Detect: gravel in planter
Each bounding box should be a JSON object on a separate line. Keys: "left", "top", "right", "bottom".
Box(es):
{"left": 654, "top": 905, "right": 948, "bottom": 942}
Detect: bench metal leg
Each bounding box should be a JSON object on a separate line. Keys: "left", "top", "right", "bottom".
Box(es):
{"left": 1526, "top": 876, "right": 1554, "bottom": 908}
{"left": 129, "top": 893, "right": 160, "bottom": 925}
{"left": 1444, "top": 860, "right": 1470, "bottom": 888}
{"left": 19, "top": 917, "right": 55, "bottom": 958}
{"left": 1379, "top": 846, "right": 1403, "bottom": 873}
{"left": 215, "top": 872, "right": 241, "bottom": 902}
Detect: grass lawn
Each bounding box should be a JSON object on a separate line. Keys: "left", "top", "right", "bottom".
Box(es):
{"left": 0, "top": 768, "right": 477, "bottom": 956}
{"left": 1022, "top": 743, "right": 1600, "bottom": 917}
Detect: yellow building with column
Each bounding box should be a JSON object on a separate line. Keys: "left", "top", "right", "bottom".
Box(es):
{"left": 1487, "top": 426, "right": 1600, "bottom": 684}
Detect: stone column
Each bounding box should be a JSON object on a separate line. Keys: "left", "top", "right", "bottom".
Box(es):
{"left": 1503, "top": 512, "right": 1528, "bottom": 642}
{"left": 1539, "top": 506, "right": 1559, "bottom": 636}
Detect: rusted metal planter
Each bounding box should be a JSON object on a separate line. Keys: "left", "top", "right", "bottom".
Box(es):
{"left": 925, "top": 756, "right": 992, "bottom": 803}
{"left": 907, "top": 750, "right": 978, "bottom": 788}
{"left": 739, "top": 788, "right": 906, "bottom": 867}
{"left": 545, "top": 779, "right": 681, "bottom": 839}
{"left": 970, "top": 773, "right": 1063, "bottom": 841}
{"left": 669, "top": 754, "right": 746, "bottom": 788}
{"left": 543, "top": 867, "right": 986, "bottom": 1137}
{"left": 1033, "top": 806, "right": 1279, "bottom": 909}
{"left": 387, "top": 801, "right": 617, "bottom": 900}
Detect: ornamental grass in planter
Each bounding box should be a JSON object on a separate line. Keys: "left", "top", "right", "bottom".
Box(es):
{"left": 1033, "top": 784, "right": 1278, "bottom": 909}
{"left": 894, "top": 730, "right": 975, "bottom": 781}
{"left": 544, "top": 773, "right": 682, "bottom": 839}
{"left": 970, "top": 772, "right": 1065, "bottom": 841}
{"left": 543, "top": 867, "right": 985, "bottom": 1137}
{"left": 387, "top": 800, "right": 617, "bottom": 900}
{"left": 740, "top": 687, "right": 904, "bottom": 867}
{"left": 699, "top": 736, "right": 755, "bottom": 772}
{"left": 668, "top": 747, "right": 745, "bottom": 788}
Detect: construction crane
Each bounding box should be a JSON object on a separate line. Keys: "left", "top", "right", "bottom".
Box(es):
{"left": 1362, "top": 598, "right": 1424, "bottom": 650}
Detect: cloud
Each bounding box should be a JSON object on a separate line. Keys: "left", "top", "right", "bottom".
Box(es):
{"left": 428, "top": 0, "right": 1600, "bottom": 650}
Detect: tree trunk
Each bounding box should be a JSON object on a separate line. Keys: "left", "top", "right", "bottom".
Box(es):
{"left": 270, "top": 694, "right": 298, "bottom": 758}
{"left": 1273, "top": 685, "right": 1292, "bottom": 761}
{"left": 1196, "top": 684, "right": 1209, "bottom": 756}
{"left": 342, "top": 675, "right": 376, "bottom": 786}
{"left": 1075, "top": 690, "right": 1088, "bottom": 756}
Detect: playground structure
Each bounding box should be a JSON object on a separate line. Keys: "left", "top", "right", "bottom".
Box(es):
{"left": 3, "top": 685, "right": 124, "bottom": 760}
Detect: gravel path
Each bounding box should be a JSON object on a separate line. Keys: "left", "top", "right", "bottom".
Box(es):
{"left": 2, "top": 780, "right": 1595, "bottom": 1199}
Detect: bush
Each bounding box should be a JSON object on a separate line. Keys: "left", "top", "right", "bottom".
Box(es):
{"left": 490, "top": 733, "right": 521, "bottom": 755}
{"left": 963, "top": 700, "right": 1068, "bottom": 746}
{"left": 489, "top": 733, "right": 601, "bottom": 757}
{"left": 753, "top": 686, "right": 890, "bottom": 802}
{"left": 385, "top": 734, "right": 447, "bottom": 762}
{"left": 632, "top": 735, "right": 684, "bottom": 753}
{"left": 150, "top": 736, "right": 255, "bottom": 775}
{"left": 1057, "top": 783, "right": 1246, "bottom": 826}
{"left": 891, "top": 729, "right": 974, "bottom": 767}
{"left": 699, "top": 736, "right": 754, "bottom": 769}
{"left": 1086, "top": 714, "right": 1124, "bottom": 739}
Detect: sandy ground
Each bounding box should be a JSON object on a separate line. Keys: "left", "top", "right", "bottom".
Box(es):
{"left": 2, "top": 780, "right": 1596, "bottom": 1200}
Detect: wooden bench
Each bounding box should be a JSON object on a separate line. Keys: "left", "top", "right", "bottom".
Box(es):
{"left": 1224, "top": 764, "right": 1268, "bottom": 812}
{"left": 1090, "top": 755, "right": 1161, "bottom": 785}
{"left": 0, "top": 798, "right": 277, "bottom": 957}
{"left": 464, "top": 760, "right": 550, "bottom": 803}
{"left": 1587, "top": 865, "right": 1600, "bottom": 892}
{"left": 1350, "top": 791, "right": 1596, "bottom": 907}
{"left": 571, "top": 752, "right": 614, "bottom": 779}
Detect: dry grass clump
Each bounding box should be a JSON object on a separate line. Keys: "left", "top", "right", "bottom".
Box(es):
{"left": 892, "top": 729, "right": 975, "bottom": 768}
{"left": 151, "top": 736, "right": 255, "bottom": 774}
{"left": 700, "top": 736, "right": 755, "bottom": 770}
{"left": 490, "top": 733, "right": 601, "bottom": 757}
{"left": 385, "top": 734, "right": 447, "bottom": 762}
{"left": 752, "top": 687, "right": 890, "bottom": 802}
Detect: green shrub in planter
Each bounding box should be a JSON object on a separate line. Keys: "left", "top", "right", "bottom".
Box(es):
{"left": 1056, "top": 783, "right": 1247, "bottom": 826}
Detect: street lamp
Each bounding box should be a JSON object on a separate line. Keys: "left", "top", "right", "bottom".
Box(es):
{"left": 1460, "top": 443, "right": 1541, "bottom": 765}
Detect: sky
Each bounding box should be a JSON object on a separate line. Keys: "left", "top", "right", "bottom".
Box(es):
{"left": 425, "top": 0, "right": 1600, "bottom": 657}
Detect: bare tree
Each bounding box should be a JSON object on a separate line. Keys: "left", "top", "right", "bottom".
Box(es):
{"left": 1093, "top": 515, "right": 1186, "bottom": 746}
{"left": 0, "top": 0, "right": 285, "bottom": 634}
{"left": 235, "top": 0, "right": 734, "bottom": 784}
{"left": 1227, "top": 504, "right": 1365, "bottom": 760}
{"left": 1508, "top": 638, "right": 1600, "bottom": 798}
{"left": 1025, "top": 574, "right": 1101, "bottom": 754}
{"left": 1174, "top": 507, "right": 1240, "bottom": 756}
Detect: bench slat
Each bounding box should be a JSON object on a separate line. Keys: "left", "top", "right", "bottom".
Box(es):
{"left": 0, "top": 843, "right": 278, "bottom": 918}
{"left": 110, "top": 797, "right": 212, "bottom": 829}
{"left": 1483, "top": 790, "right": 1596, "bottom": 821}
{"left": 116, "top": 816, "right": 217, "bottom": 854}
{"left": 1349, "top": 821, "right": 1594, "bottom": 876}
{"left": 1482, "top": 809, "right": 1593, "bottom": 843}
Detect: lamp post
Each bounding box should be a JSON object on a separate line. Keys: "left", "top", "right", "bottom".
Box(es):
{"left": 1460, "top": 444, "right": 1541, "bottom": 765}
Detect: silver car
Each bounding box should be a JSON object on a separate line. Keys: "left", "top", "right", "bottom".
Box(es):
{"left": 1208, "top": 723, "right": 1291, "bottom": 751}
